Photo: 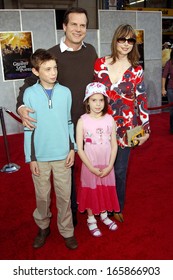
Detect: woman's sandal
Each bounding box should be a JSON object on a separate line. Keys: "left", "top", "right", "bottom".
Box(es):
{"left": 87, "top": 222, "right": 102, "bottom": 237}
{"left": 100, "top": 217, "right": 118, "bottom": 231}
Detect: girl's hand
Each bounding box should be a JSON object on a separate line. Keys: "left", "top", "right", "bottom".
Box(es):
{"left": 90, "top": 167, "right": 103, "bottom": 177}
{"left": 100, "top": 166, "right": 112, "bottom": 177}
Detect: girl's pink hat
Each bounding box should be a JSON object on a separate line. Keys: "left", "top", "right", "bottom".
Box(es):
{"left": 83, "top": 82, "right": 108, "bottom": 102}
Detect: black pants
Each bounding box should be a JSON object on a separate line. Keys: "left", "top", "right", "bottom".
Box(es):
{"left": 114, "top": 146, "right": 131, "bottom": 212}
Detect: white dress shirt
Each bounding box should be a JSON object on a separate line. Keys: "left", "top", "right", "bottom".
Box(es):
{"left": 60, "top": 36, "right": 86, "bottom": 52}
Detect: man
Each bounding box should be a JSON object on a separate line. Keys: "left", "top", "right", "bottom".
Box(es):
{"left": 16, "top": 7, "right": 98, "bottom": 231}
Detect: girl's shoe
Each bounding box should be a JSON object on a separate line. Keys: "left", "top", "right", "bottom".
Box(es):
{"left": 87, "top": 222, "right": 102, "bottom": 237}
{"left": 100, "top": 216, "right": 118, "bottom": 231}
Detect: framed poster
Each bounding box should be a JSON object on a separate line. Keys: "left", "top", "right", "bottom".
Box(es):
{"left": 0, "top": 31, "right": 33, "bottom": 81}
{"left": 135, "top": 29, "right": 144, "bottom": 69}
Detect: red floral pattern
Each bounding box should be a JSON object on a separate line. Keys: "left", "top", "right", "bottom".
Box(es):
{"left": 94, "top": 57, "right": 150, "bottom": 147}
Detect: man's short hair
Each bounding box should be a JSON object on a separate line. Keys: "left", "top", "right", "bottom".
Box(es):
{"left": 63, "top": 7, "right": 89, "bottom": 28}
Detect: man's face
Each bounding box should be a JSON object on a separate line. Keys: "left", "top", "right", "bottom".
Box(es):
{"left": 63, "top": 12, "right": 87, "bottom": 49}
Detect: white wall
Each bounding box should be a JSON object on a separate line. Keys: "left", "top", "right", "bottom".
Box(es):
{"left": 0, "top": 9, "right": 162, "bottom": 135}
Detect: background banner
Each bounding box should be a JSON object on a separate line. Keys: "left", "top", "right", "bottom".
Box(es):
{"left": 0, "top": 31, "right": 33, "bottom": 81}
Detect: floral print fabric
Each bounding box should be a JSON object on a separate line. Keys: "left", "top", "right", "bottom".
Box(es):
{"left": 94, "top": 57, "right": 150, "bottom": 147}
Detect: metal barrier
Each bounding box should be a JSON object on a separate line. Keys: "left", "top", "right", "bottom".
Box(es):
{"left": 0, "top": 107, "right": 20, "bottom": 173}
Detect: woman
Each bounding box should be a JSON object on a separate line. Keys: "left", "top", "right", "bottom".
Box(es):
{"left": 94, "top": 24, "right": 150, "bottom": 222}
{"left": 162, "top": 48, "right": 173, "bottom": 134}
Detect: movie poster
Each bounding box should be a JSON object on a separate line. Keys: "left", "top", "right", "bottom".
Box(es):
{"left": 0, "top": 31, "right": 33, "bottom": 81}
{"left": 135, "top": 29, "right": 144, "bottom": 69}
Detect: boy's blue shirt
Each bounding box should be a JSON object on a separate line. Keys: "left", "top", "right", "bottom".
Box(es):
{"left": 23, "top": 81, "right": 76, "bottom": 163}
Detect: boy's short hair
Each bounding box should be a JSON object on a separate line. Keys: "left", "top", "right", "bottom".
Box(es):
{"left": 63, "top": 7, "right": 89, "bottom": 28}
{"left": 30, "top": 48, "right": 58, "bottom": 71}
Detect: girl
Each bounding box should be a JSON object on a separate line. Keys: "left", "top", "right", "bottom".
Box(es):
{"left": 94, "top": 24, "right": 150, "bottom": 222}
{"left": 76, "top": 82, "right": 120, "bottom": 237}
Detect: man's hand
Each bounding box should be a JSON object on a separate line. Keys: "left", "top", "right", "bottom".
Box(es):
{"left": 18, "top": 106, "right": 36, "bottom": 130}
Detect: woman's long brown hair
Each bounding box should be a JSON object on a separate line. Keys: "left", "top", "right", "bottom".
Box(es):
{"left": 110, "top": 24, "right": 140, "bottom": 68}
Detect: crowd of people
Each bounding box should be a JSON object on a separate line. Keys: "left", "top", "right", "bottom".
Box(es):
{"left": 16, "top": 7, "right": 151, "bottom": 250}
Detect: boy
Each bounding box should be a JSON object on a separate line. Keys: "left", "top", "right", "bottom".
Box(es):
{"left": 23, "top": 49, "right": 78, "bottom": 250}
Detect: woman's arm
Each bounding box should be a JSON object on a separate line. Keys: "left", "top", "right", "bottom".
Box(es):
{"left": 135, "top": 66, "right": 150, "bottom": 132}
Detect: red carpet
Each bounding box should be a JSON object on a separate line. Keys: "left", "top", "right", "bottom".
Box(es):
{"left": 0, "top": 112, "right": 173, "bottom": 260}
